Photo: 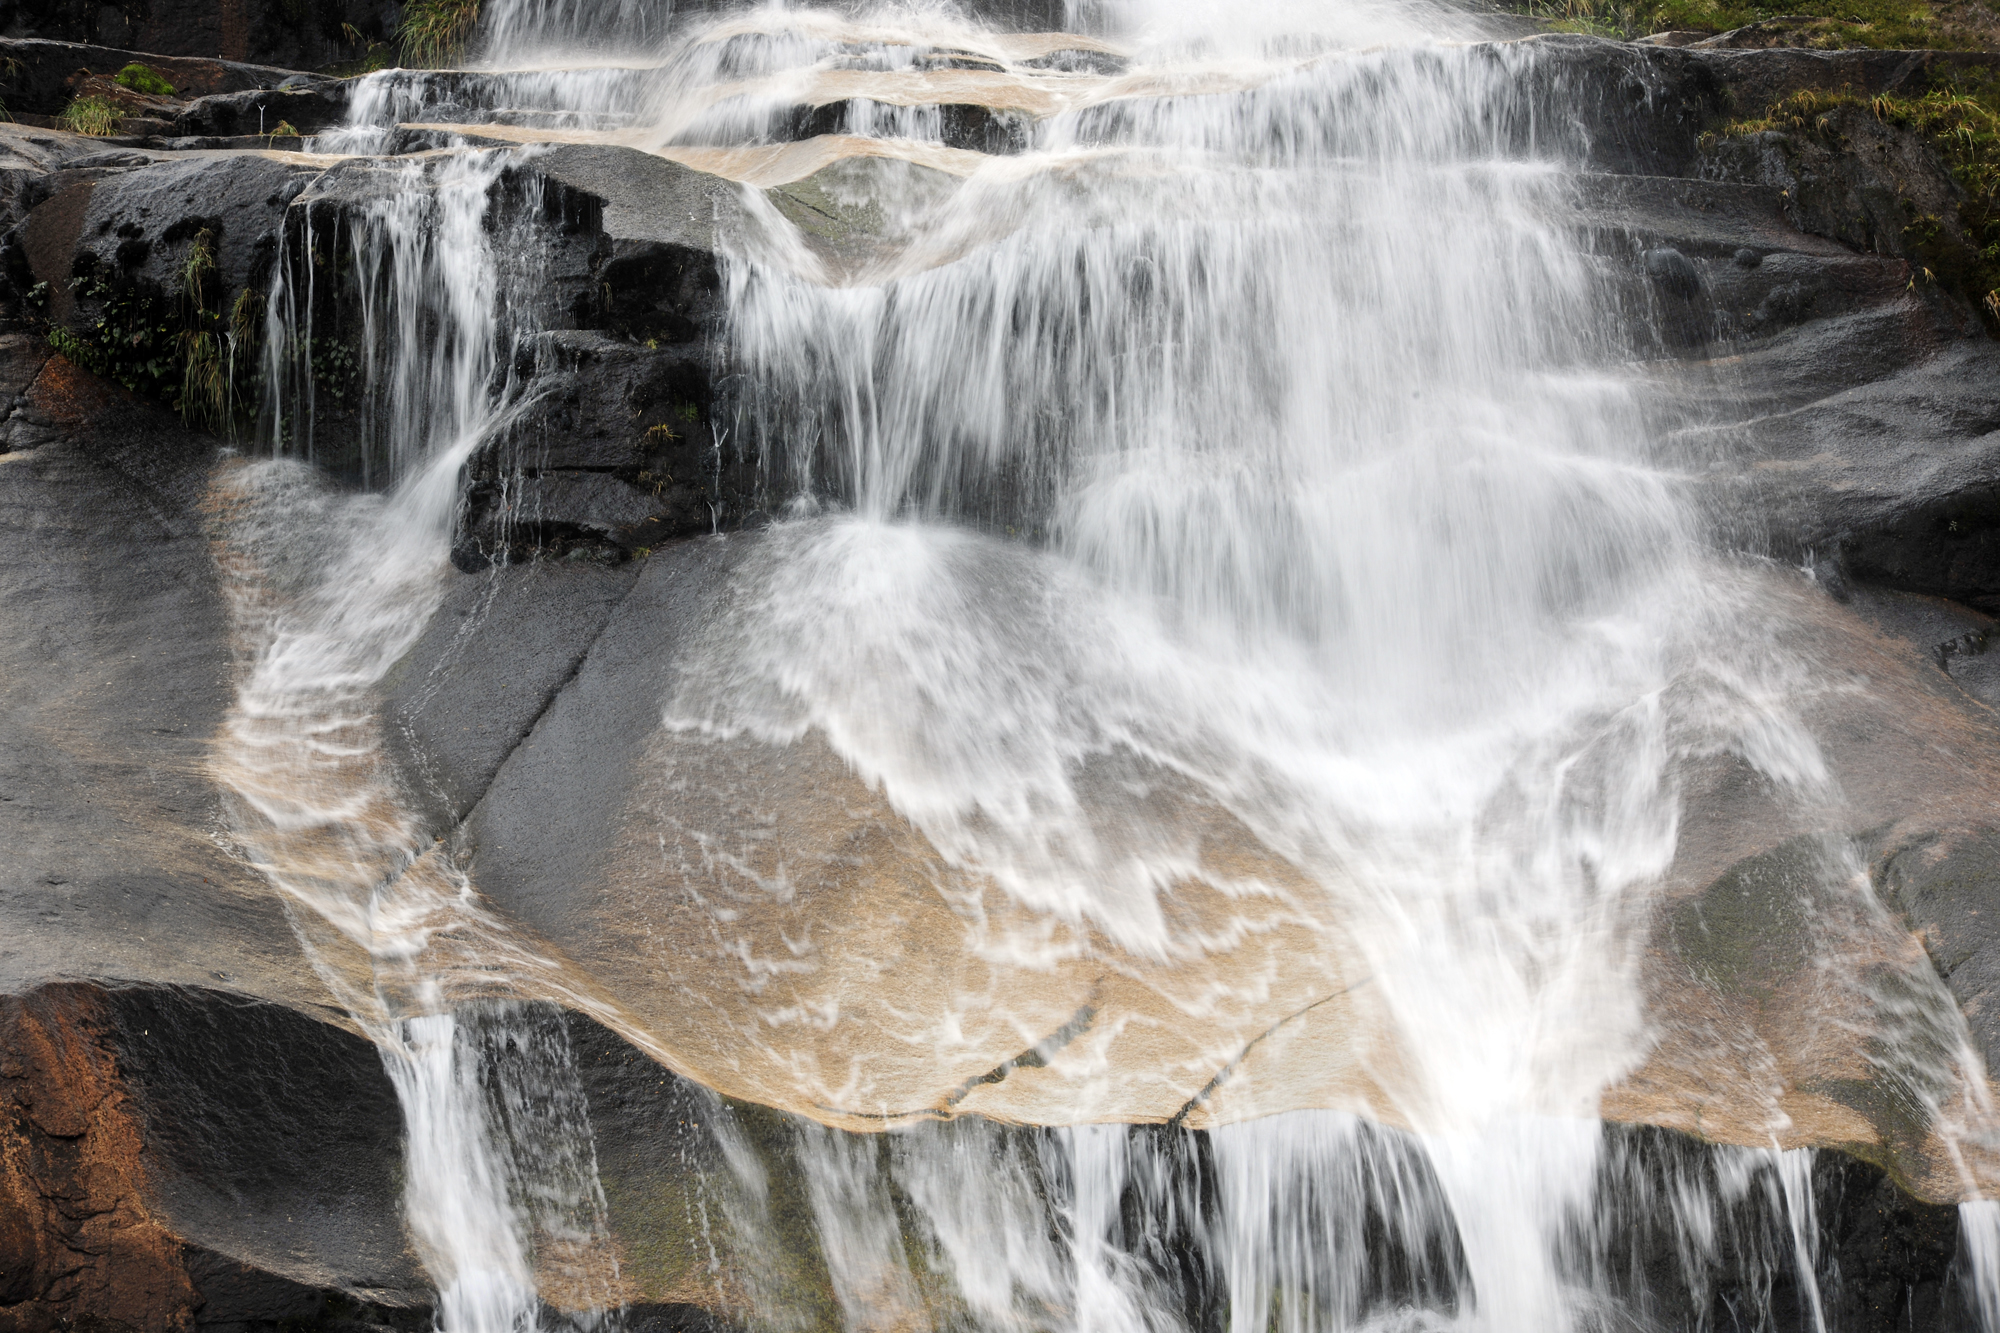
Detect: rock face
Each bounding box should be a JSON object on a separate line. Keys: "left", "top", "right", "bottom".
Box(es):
{"left": 1, "top": 2, "right": 391, "bottom": 74}
{"left": 11, "top": 18, "right": 2000, "bottom": 1332}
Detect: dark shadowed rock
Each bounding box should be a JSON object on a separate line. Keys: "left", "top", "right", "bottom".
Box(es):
{"left": 1644, "top": 245, "right": 1700, "bottom": 296}
{"left": 0, "top": 38, "right": 316, "bottom": 117}
{"left": 169, "top": 81, "right": 349, "bottom": 136}
{"left": 0, "top": 0, "right": 391, "bottom": 75}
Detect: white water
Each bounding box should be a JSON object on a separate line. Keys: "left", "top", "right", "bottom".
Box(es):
{"left": 201, "top": 0, "right": 2000, "bottom": 1328}
{"left": 656, "top": 15, "right": 1758, "bottom": 1329}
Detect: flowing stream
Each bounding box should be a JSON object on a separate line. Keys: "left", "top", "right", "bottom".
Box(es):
{"left": 199, "top": 0, "right": 2000, "bottom": 1329}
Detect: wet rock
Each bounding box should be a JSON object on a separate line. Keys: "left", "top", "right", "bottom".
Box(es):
{"left": 169, "top": 80, "right": 348, "bottom": 137}
{"left": 471, "top": 330, "right": 733, "bottom": 554}
{"left": 12, "top": 34, "right": 2000, "bottom": 1319}
{"left": 382, "top": 559, "right": 639, "bottom": 830}
{"left": 1644, "top": 245, "right": 1700, "bottom": 296}
{"left": 98, "top": 985, "right": 422, "bottom": 1303}
{"left": 0, "top": 347, "right": 330, "bottom": 1018}
{"left": 65, "top": 150, "right": 313, "bottom": 296}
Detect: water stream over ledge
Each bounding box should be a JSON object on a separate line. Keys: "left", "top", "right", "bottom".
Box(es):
{"left": 189, "top": 0, "right": 2000, "bottom": 1329}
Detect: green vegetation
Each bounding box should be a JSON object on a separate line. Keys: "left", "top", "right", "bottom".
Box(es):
{"left": 59, "top": 95, "right": 125, "bottom": 137}
{"left": 1711, "top": 76, "right": 2000, "bottom": 325}
{"left": 113, "top": 62, "right": 175, "bottom": 96}
{"left": 397, "top": 0, "right": 481, "bottom": 67}
{"left": 1513, "top": 0, "right": 1998, "bottom": 47}
{"left": 46, "top": 229, "right": 262, "bottom": 431}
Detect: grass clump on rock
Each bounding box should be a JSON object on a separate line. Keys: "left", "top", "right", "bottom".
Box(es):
{"left": 113, "top": 63, "right": 174, "bottom": 96}
{"left": 398, "top": 0, "right": 482, "bottom": 67}
{"left": 59, "top": 95, "right": 125, "bottom": 136}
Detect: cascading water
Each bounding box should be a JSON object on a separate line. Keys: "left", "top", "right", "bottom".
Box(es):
{"left": 193, "top": 0, "right": 2000, "bottom": 1328}
{"left": 210, "top": 150, "right": 625, "bottom": 1332}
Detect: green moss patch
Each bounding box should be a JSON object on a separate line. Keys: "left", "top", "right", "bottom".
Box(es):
{"left": 113, "top": 62, "right": 175, "bottom": 96}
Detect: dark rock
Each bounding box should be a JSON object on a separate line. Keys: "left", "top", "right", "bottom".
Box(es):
{"left": 522, "top": 142, "right": 748, "bottom": 257}
{"left": 0, "top": 0, "right": 391, "bottom": 77}
{"left": 1812, "top": 555, "right": 1852, "bottom": 602}
{"left": 0, "top": 330, "right": 54, "bottom": 449}
{"left": 1695, "top": 339, "right": 2000, "bottom": 569}
{"left": 99, "top": 986, "right": 422, "bottom": 1302}
{"left": 782, "top": 98, "right": 1031, "bottom": 155}
{"left": 64, "top": 150, "right": 313, "bottom": 298}
{"left": 1843, "top": 491, "right": 2000, "bottom": 614}
{"left": 1644, "top": 244, "right": 1701, "bottom": 296}
{"left": 0, "top": 37, "right": 315, "bottom": 117}
{"left": 0, "top": 981, "right": 404, "bottom": 1333}
{"left": 1733, "top": 245, "right": 1763, "bottom": 267}
{"left": 462, "top": 534, "right": 750, "bottom": 969}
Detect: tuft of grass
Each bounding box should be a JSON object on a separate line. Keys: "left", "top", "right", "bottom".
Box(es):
{"left": 179, "top": 329, "right": 227, "bottom": 429}
{"left": 114, "top": 62, "right": 175, "bottom": 96}
{"left": 397, "top": 0, "right": 481, "bottom": 68}
{"left": 178, "top": 228, "right": 217, "bottom": 308}
{"left": 59, "top": 95, "right": 125, "bottom": 136}
{"left": 229, "top": 285, "right": 261, "bottom": 343}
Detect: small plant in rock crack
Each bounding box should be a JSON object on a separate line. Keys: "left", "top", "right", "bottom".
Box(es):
{"left": 59, "top": 95, "right": 126, "bottom": 137}
{"left": 177, "top": 229, "right": 216, "bottom": 307}
{"left": 0, "top": 56, "right": 22, "bottom": 123}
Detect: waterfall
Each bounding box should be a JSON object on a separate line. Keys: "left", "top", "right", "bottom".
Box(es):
{"left": 661, "top": 22, "right": 1728, "bottom": 1331}
{"left": 190, "top": 0, "right": 2000, "bottom": 1328}
{"left": 209, "top": 150, "right": 624, "bottom": 1333}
